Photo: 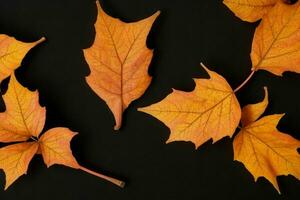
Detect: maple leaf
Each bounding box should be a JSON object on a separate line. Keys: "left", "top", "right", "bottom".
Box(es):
{"left": 250, "top": 0, "right": 300, "bottom": 75}
{"left": 234, "top": 87, "right": 300, "bottom": 193}
{"left": 0, "top": 142, "right": 38, "bottom": 190}
{"left": 223, "top": 0, "right": 277, "bottom": 22}
{"left": 0, "top": 74, "right": 46, "bottom": 142}
{"left": 139, "top": 64, "right": 241, "bottom": 149}
{"left": 39, "top": 128, "right": 80, "bottom": 169}
{"left": 84, "top": 2, "right": 160, "bottom": 130}
{"left": 0, "top": 35, "right": 45, "bottom": 82}
{"left": 0, "top": 74, "right": 124, "bottom": 190}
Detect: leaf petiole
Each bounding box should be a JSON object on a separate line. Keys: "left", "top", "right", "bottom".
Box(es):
{"left": 79, "top": 166, "right": 125, "bottom": 188}
{"left": 234, "top": 69, "right": 256, "bottom": 93}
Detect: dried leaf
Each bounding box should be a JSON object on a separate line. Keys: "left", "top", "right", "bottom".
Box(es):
{"left": 0, "top": 75, "right": 124, "bottom": 189}
{"left": 223, "top": 0, "right": 277, "bottom": 22}
{"left": 0, "top": 142, "right": 38, "bottom": 190}
{"left": 234, "top": 90, "right": 300, "bottom": 193}
{"left": 0, "top": 74, "right": 46, "bottom": 143}
{"left": 251, "top": 1, "right": 300, "bottom": 75}
{"left": 39, "top": 128, "right": 80, "bottom": 169}
{"left": 139, "top": 64, "right": 241, "bottom": 148}
{"left": 84, "top": 2, "right": 160, "bottom": 130}
{"left": 0, "top": 35, "right": 45, "bottom": 82}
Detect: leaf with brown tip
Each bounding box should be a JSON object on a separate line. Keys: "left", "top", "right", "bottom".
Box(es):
{"left": 39, "top": 128, "right": 80, "bottom": 169}
{"left": 251, "top": 1, "right": 300, "bottom": 75}
{"left": 0, "top": 142, "right": 38, "bottom": 190}
{"left": 84, "top": 2, "right": 160, "bottom": 130}
{"left": 139, "top": 64, "right": 241, "bottom": 149}
{"left": 223, "top": 0, "right": 277, "bottom": 22}
{"left": 0, "top": 74, "right": 46, "bottom": 143}
{"left": 0, "top": 35, "right": 45, "bottom": 82}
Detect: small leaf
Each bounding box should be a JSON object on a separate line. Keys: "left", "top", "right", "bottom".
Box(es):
{"left": 0, "top": 142, "right": 38, "bottom": 190}
{"left": 241, "top": 87, "right": 268, "bottom": 126}
{"left": 39, "top": 128, "right": 80, "bottom": 169}
{"left": 251, "top": 1, "right": 300, "bottom": 75}
{"left": 0, "top": 35, "right": 45, "bottom": 82}
{"left": 0, "top": 74, "right": 46, "bottom": 143}
{"left": 84, "top": 2, "right": 160, "bottom": 130}
{"left": 223, "top": 0, "right": 277, "bottom": 22}
{"left": 234, "top": 91, "right": 300, "bottom": 193}
{"left": 139, "top": 64, "right": 241, "bottom": 148}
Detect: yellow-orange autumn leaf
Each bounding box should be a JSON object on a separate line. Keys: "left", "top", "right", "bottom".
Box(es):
{"left": 0, "top": 35, "right": 45, "bottom": 82}
{"left": 0, "top": 75, "right": 124, "bottom": 190}
{"left": 234, "top": 89, "right": 300, "bottom": 193}
{"left": 223, "top": 0, "right": 277, "bottom": 22}
{"left": 0, "top": 142, "right": 38, "bottom": 190}
{"left": 84, "top": 2, "right": 160, "bottom": 130}
{"left": 39, "top": 127, "right": 124, "bottom": 187}
{"left": 139, "top": 64, "right": 241, "bottom": 148}
{"left": 0, "top": 74, "right": 46, "bottom": 143}
{"left": 39, "top": 128, "right": 80, "bottom": 169}
{"left": 251, "top": 1, "right": 300, "bottom": 75}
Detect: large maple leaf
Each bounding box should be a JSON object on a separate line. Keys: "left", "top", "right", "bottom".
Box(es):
{"left": 234, "top": 87, "right": 300, "bottom": 193}
{"left": 139, "top": 64, "right": 241, "bottom": 148}
{"left": 225, "top": 0, "right": 300, "bottom": 76}
{"left": 0, "top": 74, "right": 124, "bottom": 190}
{"left": 84, "top": 1, "right": 160, "bottom": 130}
{"left": 250, "top": 0, "right": 300, "bottom": 75}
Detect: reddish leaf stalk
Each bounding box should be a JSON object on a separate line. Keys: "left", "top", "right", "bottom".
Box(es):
{"left": 79, "top": 166, "right": 125, "bottom": 188}
{"left": 234, "top": 69, "right": 256, "bottom": 93}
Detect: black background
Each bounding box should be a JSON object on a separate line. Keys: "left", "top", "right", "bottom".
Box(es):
{"left": 0, "top": 0, "right": 300, "bottom": 199}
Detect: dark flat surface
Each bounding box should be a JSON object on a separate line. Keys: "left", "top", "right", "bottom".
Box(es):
{"left": 0, "top": 0, "right": 300, "bottom": 199}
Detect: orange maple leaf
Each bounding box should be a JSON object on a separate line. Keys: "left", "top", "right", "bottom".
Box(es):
{"left": 0, "top": 35, "right": 45, "bottom": 82}
{"left": 139, "top": 64, "right": 241, "bottom": 148}
{"left": 250, "top": 0, "right": 300, "bottom": 75}
{"left": 234, "top": 87, "right": 300, "bottom": 193}
{"left": 0, "top": 74, "right": 124, "bottom": 190}
{"left": 84, "top": 1, "right": 160, "bottom": 130}
{"left": 223, "top": 0, "right": 277, "bottom": 22}
{"left": 225, "top": 0, "right": 300, "bottom": 76}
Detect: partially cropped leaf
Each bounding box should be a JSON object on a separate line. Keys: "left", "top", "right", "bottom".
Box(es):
{"left": 234, "top": 90, "right": 300, "bottom": 193}
{"left": 223, "top": 0, "right": 277, "bottom": 22}
{"left": 241, "top": 87, "right": 268, "bottom": 126}
{"left": 251, "top": 1, "right": 300, "bottom": 75}
{"left": 139, "top": 64, "right": 241, "bottom": 148}
{"left": 84, "top": 2, "right": 160, "bottom": 130}
{"left": 0, "top": 74, "right": 46, "bottom": 143}
{"left": 0, "top": 142, "right": 38, "bottom": 190}
{"left": 0, "top": 35, "right": 45, "bottom": 82}
{"left": 0, "top": 75, "right": 124, "bottom": 190}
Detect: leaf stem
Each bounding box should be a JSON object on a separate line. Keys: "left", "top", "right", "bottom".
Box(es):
{"left": 79, "top": 166, "right": 125, "bottom": 188}
{"left": 234, "top": 69, "right": 256, "bottom": 93}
